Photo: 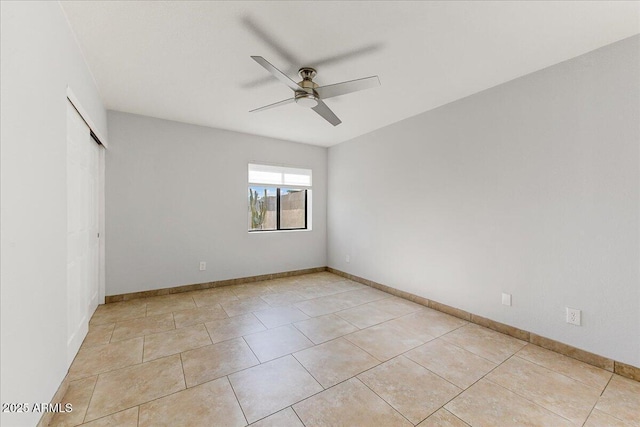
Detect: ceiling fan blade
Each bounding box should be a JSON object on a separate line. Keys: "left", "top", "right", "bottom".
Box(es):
{"left": 312, "top": 100, "right": 342, "bottom": 126}
{"left": 251, "top": 56, "right": 301, "bottom": 92}
{"left": 315, "top": 76, "right": 380, "bottom": 100}
{"left": 250, "top": 98, "right": 295, "bottom": 113}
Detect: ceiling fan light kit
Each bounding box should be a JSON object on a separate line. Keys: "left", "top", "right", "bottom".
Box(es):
{"left": 295, "top": 92, "right": 319, "bottom": 108}
{"left": 250, "top": 56, "right": 380, "bottom": 126}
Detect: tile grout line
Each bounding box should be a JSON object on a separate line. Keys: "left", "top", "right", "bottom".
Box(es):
{"left": 79, "top": 406, "right": 139, "bottom": 426}
{"left": 67, "top": 337, "right": 146, "bottom": 383}
{"left": 87, "top": 350, "right": 211, "bottom": 422}
{"left": 592, "top": 407, "right": 634, "bottom": 425}
{"left": 80, "top": 322, "right": 116, "bottom": 349}
{"left": 428, "top": 408, "right": 472, "bottom": 427}
{"left": 240, "top": 335, "right": 263, "bottom": 366}
{"left": 186, "top": 346, "right": 288, "bottom": 387}
{"left": 142, "top": 334, "right": 148, "bottom": 363}
{"left": 437, "top": 324, "right": 521, "bottom": 365}
{"left": 178, "top": 352, "right": 187, "bottom": 390}
{"left": 290, "top": 352, "right": 330, "bottom": 390}
{"left": 256, "top": 360, "right": 354, "bottom": 422}
{"left": 91, "top": 312, "right": 146, "bottom": 329}
{"left": 201, "top": 319, "right": 216, "bottom": 352}
{"left": 77, "top": 375, "right": 100, "bottom": 425}
{"left": 297, "top": 340, "right": 385, "bottom": 393}
{"left": 338, "top": 307, "right": 423, "bottom": 331}
{"left": 80, "top": 373, "right": 104, "bottom": 424}
{"left": 215, "top": 351, "right": 326, "bottom": 423}
{"left": 343, "top": 333, "right": 470, "bottom": 402}
{"left": 289, "top": 354, "right": 324, "bottom": 390}
{"left": 249, "top": 311, "right": 269, "bottom": 330}
{"left": 224, "top": 375, "right": 249, "bottom": 426}
{"left": 483, "top": 376, "right": 577, "bottom": 425}
{"left": 586, "top": 375, "right": 633, "bottom": 426}
{"left": 438, "top": 353, "right": 522, "bottom": 425}
{"left": 582, "top": 373, "right": 622, "bottom": 426}
{"left": 338, "top": 334, "right": 389, "bottom": 366}
{"left": 396, "top": 352, "right": 465, "bottom": 393}
{"left": 290, "top": 287, "right": 392, "bottom": 317}
{"left": 478, "top": 353, "right": 578, "bottom": 426}
{"left": 599, "top": 373, "right": 614, "bottom": 397}
{"left": 289, "top": 320, "right": 329, "bottom": 345}
{"left": 284, "top": 388, "right": 315, "bottom": 424}
{"left": 332, "top": 310, "right": 369, "bottom": 330}
{"left": 510, "top": 353, "right": 608, "bottom": 393}
{"left": 290, "top": 405, "right": 307, "bottom": 427}
{"left": 351, "top": 376, "right": 416, "bottom": 426}
{"left": 581, "top": 403, "right": 597, "bottom": 427}
{"left": 292, "top": 336, "right": 478, "bottom": 424}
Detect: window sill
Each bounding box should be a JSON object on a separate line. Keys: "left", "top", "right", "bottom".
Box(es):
{"left": 248, "top": 228, "right": 312, "bottom": 234}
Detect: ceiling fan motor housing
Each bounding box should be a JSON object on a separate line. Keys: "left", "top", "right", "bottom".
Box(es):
{"left": 295, "top": 68, "right": 319, "bottom": 108}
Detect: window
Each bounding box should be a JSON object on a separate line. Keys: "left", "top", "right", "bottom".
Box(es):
{"left": 248, "top": 163, "right": 311, "bottom": 231}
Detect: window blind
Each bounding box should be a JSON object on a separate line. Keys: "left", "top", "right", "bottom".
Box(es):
{"left": 248, "top": 163, "right": 312, "bottom": 187}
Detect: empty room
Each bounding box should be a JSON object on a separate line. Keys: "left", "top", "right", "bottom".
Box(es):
{"left": 1, "top": 1, "right": 639, "bottom": 426}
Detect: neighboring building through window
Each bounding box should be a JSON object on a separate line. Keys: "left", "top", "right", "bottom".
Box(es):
{"left": 248, "top": 163, "right": 312, "bottom": 231}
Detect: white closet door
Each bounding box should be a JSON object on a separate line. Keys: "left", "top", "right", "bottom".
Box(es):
{"left": 67, "top": 101, "right": 100, "bottom": 365}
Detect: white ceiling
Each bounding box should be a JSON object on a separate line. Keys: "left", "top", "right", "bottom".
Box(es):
{"left": 60, "top": 1, "right": 639, "bottom": 147}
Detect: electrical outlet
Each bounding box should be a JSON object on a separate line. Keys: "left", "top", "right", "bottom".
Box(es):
{"left": 346, "top": 254, "right": 350, "bottom": 263}
{"left": 566, "top": 307, "right": 581, "bottom": 326}
{"left": 502, "top": 293, "right": 512, "bottom": 306}
{"left": 199, "top": 261, "right": 206, "bottom": 271}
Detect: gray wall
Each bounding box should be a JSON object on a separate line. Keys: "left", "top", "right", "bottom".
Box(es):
{"left": 0, "top": 2, "right": 107, "bottom": 426}
{"left": 328, "top": 36, "right": 640, "bottom": 366}
{"left": 106, "top": 111, "right": 327, "bottom": 296}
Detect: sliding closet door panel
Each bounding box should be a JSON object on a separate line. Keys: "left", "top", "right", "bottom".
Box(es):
{"left": 66, "top": 100, "right": 100, "bottom": 365}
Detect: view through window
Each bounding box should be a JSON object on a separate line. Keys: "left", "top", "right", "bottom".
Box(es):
{"left": 248, "top": 164, "right": 311, "bottom": 231}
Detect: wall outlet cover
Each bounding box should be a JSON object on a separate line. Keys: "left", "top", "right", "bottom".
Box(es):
{"left": 566, "top": 307, "right": 581, "bottom": 326}
{"left": 199, "top": 261, "right": 206, "bottom": 271}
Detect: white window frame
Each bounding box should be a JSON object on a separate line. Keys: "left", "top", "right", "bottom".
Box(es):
{"left": 248, "top": 163, "right": 312, "bottom": 233}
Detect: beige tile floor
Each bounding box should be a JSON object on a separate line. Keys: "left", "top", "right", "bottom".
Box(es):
{"left": 52, "top": 272, "right": 640, "bottom": 427}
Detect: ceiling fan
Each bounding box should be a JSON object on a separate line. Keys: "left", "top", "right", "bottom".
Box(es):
{"left": 249, "top": 56, "right": 380, "bottom": 126}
